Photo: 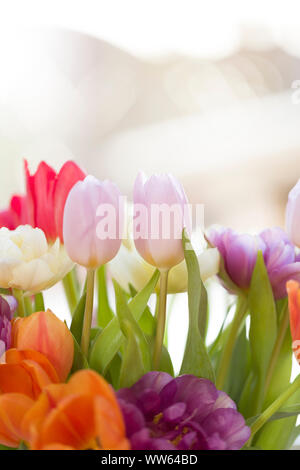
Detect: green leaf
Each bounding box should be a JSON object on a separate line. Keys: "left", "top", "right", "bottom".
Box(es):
{"left": 69, "top": 329, "right": 89, "bottom": 373}
{"left": 248, "top": 251, "right": 277, "bottom": 415}
{"left": 89, "top": 270, "right": 159, "bottom": 375}
{"left": 0, "top": 443, "right": 15, "bottom": 450}
{"left": 180, "top": 230, "right": 215, "bottom": 382}
{"left": 97, "top": 265, "right": 114, "bottom": 328}
{"left": 129, "top": 283, "right": 155, "bottom": 336}
{"left": 62, "top": 268, "right": 80, "bottom": 314}
{"left": 70, "top": 292, "right": 87, "bottom": 344}
{"left": 105, "top": 353, "right": 122, "bottom": 389}
{"left": 147, "top": 335, "right": 174, "bottom": 376}
{"left": 34, "top": 292, "right": 45, "bottom": 312}
{"left": 198, "top": 283, "right": 208, "bottom": 339}
{"left": 254, "top": 325, "right": 297, "bottom": 450}
{"left": 226, "top": 325, "right": 251, "bottom": 402}
{"left": 114, "top": 281, "right": 151, "bottom": 388}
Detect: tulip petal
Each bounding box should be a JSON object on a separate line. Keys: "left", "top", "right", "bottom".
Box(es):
{"left": 54, "top": 161, "right": 86, "bottom": 241}
{"left": 13, "top": 310, "right": 74, "bottom": 381}
{"left": 0, "top": 393, "right": 34, "bottom": 447}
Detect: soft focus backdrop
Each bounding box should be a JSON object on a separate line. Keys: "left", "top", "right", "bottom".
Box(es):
{"left": 1, "top": 0, "right": 300, "bottom": 372}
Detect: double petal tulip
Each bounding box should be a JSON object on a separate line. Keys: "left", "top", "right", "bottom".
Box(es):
{"left": 0, "top": 225, "right": 73, "bottom": 295}
{"left": 133, "top": 172, "right": 191, "bottom": 270}
{"left": 0, "top": 195, "right": 28, "bottom": 230}
{"left": 63, "top": 175, "right": 124, "bottom": 269}
{"left": 21, "top": 370, "right": 130, "bottom": 450}
{"left": 25, "top": 160, "right": 86, "bottom": 241}
{"left": 286, "top": 179, "right": 300, "bottom": 248}
{"left": 12, "top": 310, "right": 74, "bottom": 381}
{"left": 118, "top": 372, "right": 250, "bottom": 450}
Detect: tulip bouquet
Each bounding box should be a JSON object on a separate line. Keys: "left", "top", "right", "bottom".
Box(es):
{"left": 1, "top": 160, "right": 300, "bottom": 451}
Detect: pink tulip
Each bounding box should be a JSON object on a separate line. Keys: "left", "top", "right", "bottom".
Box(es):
{"left": 133, "top": 172, "right": 191, "bottom": 270}
{"left": 286, "top": 179, "right": 300, "bottom": 248}
{"left": 63, "top": 175, "right": 124, "bottom": 268}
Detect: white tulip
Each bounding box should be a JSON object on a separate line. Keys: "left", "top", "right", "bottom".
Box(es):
{"left": 108, "top": 236, "right": 220, "bottom": 294}
{"left": 0, "top": 225, "right": 73, "bottom": 295}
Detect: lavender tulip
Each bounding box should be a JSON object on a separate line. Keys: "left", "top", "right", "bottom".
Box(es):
{"left": 133, "top": 172, "right": 191, "bottom": 270}
{"left": 117, "top": 371, "right": 250, "bottom": 450}
{"left": 208, "top": 226, "right": 300, "bottom": 299}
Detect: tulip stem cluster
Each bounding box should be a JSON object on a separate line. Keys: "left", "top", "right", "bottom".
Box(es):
{"left": 216, "top": 295, "right": 248, "bottom": 390}
{"left": 81, "top": 269, "right": 96, "bottom": 357}
{"left": 153, "top": 269, "right": 169, "bottom": 369}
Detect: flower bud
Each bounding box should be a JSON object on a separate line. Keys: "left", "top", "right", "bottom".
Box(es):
{"left": 63, "top": 175, "right": 124, "bottom": 268}
{"left": 12, "top": 310, "right": 74, "bottom": 381}
{"left": 133, "top": 172, "right": 191, "bottom": 270}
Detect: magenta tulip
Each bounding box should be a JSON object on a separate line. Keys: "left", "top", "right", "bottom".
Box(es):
{"left": 63, "top": 175, "right": 124, "bottom": 268}
{"left": 133, "top": 172, "right": 191, "bottom": 270}
{"left": 286, "top": 179, "right": 300, "bottom": 248}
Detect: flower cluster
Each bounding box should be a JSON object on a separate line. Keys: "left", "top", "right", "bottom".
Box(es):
{"left": 0, "top": 159, "right": 300, "bottom": 451}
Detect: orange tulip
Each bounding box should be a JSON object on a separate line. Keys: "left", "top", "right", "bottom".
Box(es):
{"left": 21, "top": 369, "right": 130, "bottom": 450}
{"left": 0, "top": 393, "right": 34, "bottom": 447}
{"left": 287, "top": 280, "right": 300, "bottom": 363}
{"left": 12, "top": 310, "right": 74, "bottom": 381}
{"left": 0, "top": 349, "right": 59, "bottom": 399}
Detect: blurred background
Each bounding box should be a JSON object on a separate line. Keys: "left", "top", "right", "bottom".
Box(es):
{"left": 1, "top": 0, "right": 300, "bottom": 232}
{"left": 1, "top": 0, "right": 300, "bottom": 371}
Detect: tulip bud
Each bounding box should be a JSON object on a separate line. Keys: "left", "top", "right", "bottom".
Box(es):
{"left": 11, "top": 309, "right": 74, "bottom": 381}
{"left": 286, "top": 180, "right": 300, "bottom": 248}
{"left": 63, "top": 175, "right": 124, "bottom": 269}
{"left": 133, "top": 172, "right": 191, "bottom": 270}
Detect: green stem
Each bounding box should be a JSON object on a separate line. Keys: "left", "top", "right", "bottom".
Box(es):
{"left": 62, "top": 268, "right": 79, "bottom": 314}
{"left": 34, "top": 292, "right": 45, "bottom": 312}
{"left": 12, "top": 289, "right": 26, "bottom": 317}
{"left": 216, "top": 295, "right": 248, "bottom": 390}
{"left": 80, "top": 269, "right": 95, "bottom": 357}
{"left": 264, "top": 305, "right": 289, "bottom": 397}
{"left": 24, "top": 296, "right": 33, "bottom": 316}
{"left": 153, "top": 270, "right": 169, "bottom": 369}
{"left": 248, "top": 374, "right": 300, "bottom": 444}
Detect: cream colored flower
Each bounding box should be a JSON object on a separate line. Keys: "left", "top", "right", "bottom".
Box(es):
{"left": 108, "top": 235, "right": 220, "bottom": 294}
{"left": 0, "top": 225, "right": 73, "bottom": 295}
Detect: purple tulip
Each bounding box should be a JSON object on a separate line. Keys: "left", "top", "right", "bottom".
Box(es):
{"left": 208, "top": 226, "right": 300, "bottom": 299}
{"left": 0, "top": 295, "right": 17, "bottom": 357}
{"left": 117, "top": 371, "right": 250, "bottom": 450}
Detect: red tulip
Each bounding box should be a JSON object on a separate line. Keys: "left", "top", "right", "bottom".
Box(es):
{"left": 25, "top": 160, "right": 86, "bottom": 241}
{"left": 0, "top": 195, "right": 28, "bottom": 229}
